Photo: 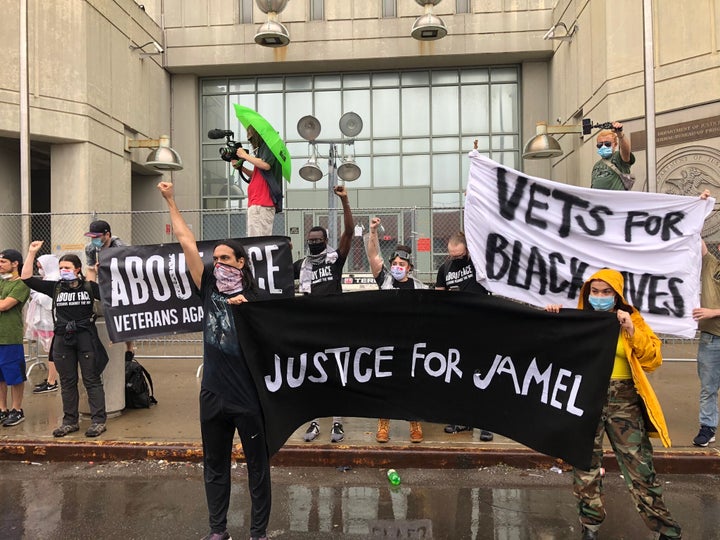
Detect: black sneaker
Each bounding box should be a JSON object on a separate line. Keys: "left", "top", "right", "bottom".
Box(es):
{"left": 330, "top": 422, "right": 345, "bottom": 443}
{"left": 303, "top": 421, "right": 320, "bottom": 442}
{"left": 33, "top": 381, "right": 58, "bottom": 394}
{"left": 3, "top": 409, "right": 25, "bottom": 427}
{"left": 200, "top": 531, "right": 231, "bottom": 540}
{"left": 693, "top": 425, "right": 716, "bottom": 447}
{"left": 34, "top": 379, "right": 48, "bottom": 389}
{"left": 85, "top": 423, "right": 107, "bottom": 437}
{"left": 53, "top": 424, "right": 80, "bottom": 437}
{"left": 479, "top": 430, "right": 494, "bottom": 441}
{"left": 0, "top": 410, "right": 8, "bottom": 423}
{"left": 444, "top": 425, "right": 471, "bottom": 434}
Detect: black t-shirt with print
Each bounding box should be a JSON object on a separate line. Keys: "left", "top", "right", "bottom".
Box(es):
{"left": 435, "top": 256, "right": 488, "bottom": 295}
{"left": 293, "top": 252, "right": 348, "bottom": 296}
{"left": 23, "top": 277, "right": 98, "bottom": 331}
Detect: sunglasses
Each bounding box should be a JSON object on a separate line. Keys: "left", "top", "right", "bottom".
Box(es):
{"left": 596, "top": 141, "right": 613, "bottom": 148}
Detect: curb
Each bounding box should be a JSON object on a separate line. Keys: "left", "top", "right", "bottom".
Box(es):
{"left": 2, "top": 439, "right": 720, "bottom": 474}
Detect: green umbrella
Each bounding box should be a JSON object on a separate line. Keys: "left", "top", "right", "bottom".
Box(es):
{"left": 233, "top": 104, "right": 291, "bottom": 182}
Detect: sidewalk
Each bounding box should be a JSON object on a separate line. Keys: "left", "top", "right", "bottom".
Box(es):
{"left": 2, "top": 342, "right": 720, "bottom": 473}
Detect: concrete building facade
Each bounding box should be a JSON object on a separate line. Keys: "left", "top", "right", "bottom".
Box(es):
{"left": 1, "top": 0, "right": 719, "bottom": 251}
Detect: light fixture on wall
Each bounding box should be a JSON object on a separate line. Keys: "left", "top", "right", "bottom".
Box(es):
{"left": 411, "top": 0, "right": 447, "bottom": 41}
{"left": 542, "top": 22, "right": 578, "bottom": 41}
{"left": 125, "top": 135, "right": 183, "bottom": 171}
{"left": 254, "top": 0, "right": 290, "bottom": 47}
{"left": 522, "top": 122, "right": 583, "bottom": 159}
{"left": 129, "top": 40, "right": 164, "bottom": 56}
{"left": 297, "top": 112, "right": 364, "bottom": 246}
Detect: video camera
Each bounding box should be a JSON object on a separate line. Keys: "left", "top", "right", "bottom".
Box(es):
{"left": 582, "top": 119, "right": 618, "bottom": 136}
{"left": 208, "top": 129, "right": 244, "bottom": 162}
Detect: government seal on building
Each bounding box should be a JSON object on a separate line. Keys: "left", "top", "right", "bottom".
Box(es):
{"left": 657, "top": 145, "right": 720, "bottom": 238}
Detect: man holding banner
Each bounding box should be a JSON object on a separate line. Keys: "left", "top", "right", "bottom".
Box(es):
{"left": 295, "top": 184, "right": 355, "bottom": 444}
{"left": 157, "top": 181, "right": 271, "bottom": 540}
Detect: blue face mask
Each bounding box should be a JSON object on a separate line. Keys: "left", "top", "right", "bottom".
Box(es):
{"left": 597, "top": 146, "right": 613, "bottom": 159}
{"left": 588, "top": 295, "right": 615, "bottom": 311}
{"left": 91, "top": 237, "right": 104, "bottom": 248}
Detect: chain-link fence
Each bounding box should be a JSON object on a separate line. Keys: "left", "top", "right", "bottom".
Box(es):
{"left": 0, "top": 206, "right": 467, "bottom": 284}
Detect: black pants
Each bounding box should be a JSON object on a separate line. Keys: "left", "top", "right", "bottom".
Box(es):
{"left": 200, "top": 388, "right": 271, "bottom": 537}
{"left": 53, "top": 330, "right": 106, "bottom": 425}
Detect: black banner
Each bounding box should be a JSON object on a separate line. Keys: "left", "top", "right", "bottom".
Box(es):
{"left": 234, "top": 290, "right": 618, "bottom": 470}
{"left": 98, "top": 236, "right": 294, "bottom": 342}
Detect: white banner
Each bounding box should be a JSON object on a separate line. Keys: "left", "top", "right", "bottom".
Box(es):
{"left": 465, "top": 152, "right": 714, "bottom": 337}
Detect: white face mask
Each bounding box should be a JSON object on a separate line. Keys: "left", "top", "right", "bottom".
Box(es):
{"left": 0, "top": 273, "right": 12, "bottom": 280}
{"left": 59, "top": 269, "right": 77, "bottom": 281}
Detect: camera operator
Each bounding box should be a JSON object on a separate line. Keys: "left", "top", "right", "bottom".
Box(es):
{"left": 231, "top": 126, "right": 283, "bottom": 237}
{"left": 591, "top": 120, "right": 635, "bottom": 191}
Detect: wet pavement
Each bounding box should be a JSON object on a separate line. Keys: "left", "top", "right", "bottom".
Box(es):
{"left": 1, "top": 341, "right": 719, "bottom": 474}
{"left": 1, "top": 460, "right": 718, "bottom": 539}
{"left": 2, "top": 341, "right": 719, "bottom": 539}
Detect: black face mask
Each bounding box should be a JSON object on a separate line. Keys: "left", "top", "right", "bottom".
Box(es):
{"left": 308, "top": 242, "right": 326, "bottom": 255}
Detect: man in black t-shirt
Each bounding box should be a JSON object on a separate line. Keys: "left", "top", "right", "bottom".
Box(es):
{"left": 436, "top": 232, "right": 494, "bottom": 442}
{"left": 293, "top": 185, "right": 354, "bottom": 443}
{"left": 158, "top": 181, "right": 271, "bottom": 540}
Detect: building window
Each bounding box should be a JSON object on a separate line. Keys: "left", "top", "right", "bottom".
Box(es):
{"left": 310, "top": 0, "right": 324, "bottom": 21}
{"left": 382, "top": 0, "right": 397, "bottom": 18}
{"left": 456, "top": 0, "right": 471, "bottom": 14}
{"left": 239, "top": 0, "right": 253, "bottom": 24}
{"left": 200, "top": 66, "right": 520, "bottom": 210}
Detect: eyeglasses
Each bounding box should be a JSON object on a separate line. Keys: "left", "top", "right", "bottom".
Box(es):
{"left": 391, "top": 250, "right": 411, "bottom": 261}
{"left": 596, "top": 141, "right": 613, "bottom": 148}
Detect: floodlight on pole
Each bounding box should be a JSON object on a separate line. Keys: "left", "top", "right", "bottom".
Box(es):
{"left": 297, "top": 112, "right": 364, "bottom": 247}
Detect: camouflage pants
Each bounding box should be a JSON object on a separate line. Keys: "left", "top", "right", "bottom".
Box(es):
{"left": 573, "top": 379, "right": 682, "bottom": 538}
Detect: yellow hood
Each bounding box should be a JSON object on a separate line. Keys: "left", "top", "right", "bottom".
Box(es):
{"left": 578, "top": 268, "right": 627, "bottom": 310}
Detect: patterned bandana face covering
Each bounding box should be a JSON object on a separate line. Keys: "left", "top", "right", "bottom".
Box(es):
{"left": 214, "top": 262, "right": 244, "bottom": 294}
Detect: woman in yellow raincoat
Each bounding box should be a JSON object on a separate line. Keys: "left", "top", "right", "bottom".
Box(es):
{"left": 547, "top": 268, "right": 681, "bottom": 540}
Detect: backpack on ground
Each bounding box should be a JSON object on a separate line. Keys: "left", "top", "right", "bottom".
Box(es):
{"left": 125, "top": 357, "right": 157, "bottom": 409}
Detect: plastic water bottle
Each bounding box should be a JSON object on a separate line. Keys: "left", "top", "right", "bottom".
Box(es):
{"left": 387, "top": 468, "right": 401, "bottom": 486}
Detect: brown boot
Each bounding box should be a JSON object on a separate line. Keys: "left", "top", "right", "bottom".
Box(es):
{"left": 376, "top": 419, "right": 390, "bottom": 443}
{"left": 409, "top": 421, "right": 423, "bottom": 443}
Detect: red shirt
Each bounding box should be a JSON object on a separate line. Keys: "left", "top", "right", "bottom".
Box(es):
{"left": 247, "top": 167, "right": 274, "bottom": 207}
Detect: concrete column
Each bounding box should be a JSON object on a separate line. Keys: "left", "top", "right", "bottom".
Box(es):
{"left": 79, "top": 319, "right": 125, "bottom": 418}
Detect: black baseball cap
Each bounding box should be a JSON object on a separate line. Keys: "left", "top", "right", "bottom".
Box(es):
{"left": 0, "top": 249, "right": 23, "bottom": 268}
{"left": 85, "top": 220, "right": 111, "bottom": 238}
